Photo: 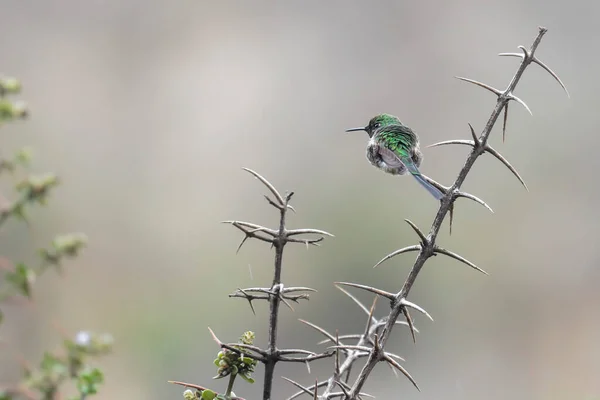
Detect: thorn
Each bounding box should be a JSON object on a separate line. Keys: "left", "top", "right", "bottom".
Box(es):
{"left": 400, "top": 298, "right": 434, "bottom": 322}
{"left": 498, "top": 52, "right": 524, "bottom": 59}
{"left": 242, "top": 167, "right": 285, "bottom": 206}
{"left": 455, "top": 191, "right": 494, "bottom": 213}
{"left": 334, "top": 380, "right": 350, "bottom": 396}
{"left": 235, "top": 288, "right": 257, "bottom": 315}
{"left": 373, "top": 245, "right": 421, "bottom": 268}
{"left": 221, "top": 220, "right": 275, "bottom": 234}
{"left": 404, "top": 219, "right": 428, "bottom": 245}
{"left": 455, "top": 76, "right": 502, "bottom": 96}
{"left": 247, "top": 300, "right": 256, "bottom": 315}
{"left": 502, "top": 103, "right": 509, "bottom": 142}
{"left": 264, "top": 194, "right": 283, "bottom": 210}
{"left": 317, "top": 334, "right": 362, "bottom": 345}
{"left": 507, "top": 93, "right": 532, "bottom": 115}
{"left": 499, "top": 45, "right": 570, "bottom": 97}
{"left": 168, "top": 381, "right": 210, "bottom": 392}
{"left": 223, "top": 221, "right": 275, "bottom": 245}
{"left": 334, "top": 330, "right": 341, "bottom": 377}
{"left": 334, "top": 284, "right": 374, "bottom": 317}
{"left": 286, "top": 228, "right": 335, "bottom": 237}
{"left": 282, "top": 377, "right": 314, "bottom": 397}
{"left": 298, "top": 319, "right": 336, "bottom": 343}
{"left": 283, "top": 286, "right": 318, "bottom": 293}
{"left": 383, "top": 354, "right": 421, "bottom": 391}
{"left": 236, "top": 235, "right": 250, "bottom": 254}
{"left": 287, "top": 237, "right": 325, "bottom": 246}
{"left": 427, "top": 139, "right": 476, "bottom": 149}
{"left": 387, "top": 357, "right": 400, "bottom": 378}
{"left": 385, "top": 352, "right": 406, "bottom": 362}
{"left": 313, "top": 378, "right": 318, "bottom": 400}
{"left": 468, "top": 123, "right": 480, "bottom": 146}
{"left": 326, "top": 344, "right": 371, "bottom": 353}
{"left": 402, "top": 307, "right": 417, "bottom": 344}
{"left": 207, "top": 327, "right": 222, "bottom": 345}
{"left": 363, "top": 296, "right": 378, "bottom": 337}
{"left": 280, "top": 349, "right": 318, "bottom": 356}
{"left": 434, "top": 246, "right": 489, "bottom": 275}
{"left": 449, "top": 202, "right": 454, "bottom": 235}
{"left": 517, "top": 45, "right": 531, "bottom": 59}
{"left": 279, "top": 293, "right": 295, "bottom": 312}
{"left": 483, "top": 145, "right": 529, "bottom": 191}
{"left": 334, "top": 282, "right": 395, "bottom": 300}
{"left": 498, "top": 45, "right": 530, "bottom": 60}
{"left": 531, "top": 56, "right": 570, "bottom": 98}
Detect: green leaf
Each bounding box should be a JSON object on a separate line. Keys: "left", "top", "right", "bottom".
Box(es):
{"left": 239, "top": 373, "right": 254, "bottom": 384}
{"left": 201, "top": 389, "right": 217, "bottom": 400}
{"left": 5, "top": 263, "right": 35, "bottom": 298}
{"left": 76, "top": 367, "right": 104, "bottom": 395}
{"left": 40, "top": 352, "right": 68, "bottom": 380}
{"left": 0, "top": 391, "right": 13, "bottom": 400}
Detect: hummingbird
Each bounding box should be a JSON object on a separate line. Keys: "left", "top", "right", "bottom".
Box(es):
{"left": 346, "top": 113, "right": 444, "bottom": 200}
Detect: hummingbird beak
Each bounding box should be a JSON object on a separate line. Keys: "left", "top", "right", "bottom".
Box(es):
{"left": 345, "top": 127, "right": 367, "bottom": 133}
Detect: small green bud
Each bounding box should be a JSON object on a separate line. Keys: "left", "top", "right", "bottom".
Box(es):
{"left": 0, "top": 100, "right": 28, "bottom": 120}
{"left": 240, "top": 331, "right": 255, "bottom": 345}
{"left": 52, "top": 233, "right": 88, "bottom": 257}
{"left": 14, "top": 147, "right": 32, "bottom": 166}
{"left": 0, "top": 77, "right": 21, "bottom": 94}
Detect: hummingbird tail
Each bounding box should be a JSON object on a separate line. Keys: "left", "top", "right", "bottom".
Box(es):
{"left": 402, "top": 157, "right": 445, "bottom": 200}
{"left": 412, "top": 173, "right": 444, "bottom": 200}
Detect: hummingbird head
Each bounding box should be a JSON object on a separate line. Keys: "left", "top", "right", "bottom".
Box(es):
{"left": 345, "top": 113, "right": 402, "bottom": 137}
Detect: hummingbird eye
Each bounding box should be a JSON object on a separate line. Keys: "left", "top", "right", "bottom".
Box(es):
{"left": 373, "top": 122, "right": 381, "bottom": 129}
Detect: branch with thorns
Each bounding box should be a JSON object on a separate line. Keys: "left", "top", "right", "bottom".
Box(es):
{"left": 172, "top": 168, "right": 335, "bottom": 399}
{"left": 286, "top": 27, "right": 568, "bottom": 399}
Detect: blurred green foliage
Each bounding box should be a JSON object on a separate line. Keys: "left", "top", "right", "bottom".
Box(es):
{"left": 0, "top": 75, "right": 111, "bottom": 399}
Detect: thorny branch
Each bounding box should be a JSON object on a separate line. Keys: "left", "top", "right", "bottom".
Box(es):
{"left": 291, "top": 27, "right": 567, "bottom": 399}
{"left": 221, "top": 168, "right": 334, "bottom": 400}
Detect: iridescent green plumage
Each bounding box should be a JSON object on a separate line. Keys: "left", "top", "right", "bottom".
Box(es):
{"left": 346, "top": 113, "right": 443, "bottom": 200}
{"left": 377, "top": 124, "right": 418, "bottom": 159}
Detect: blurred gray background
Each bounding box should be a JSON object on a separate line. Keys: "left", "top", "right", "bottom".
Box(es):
{"left": 1, "top": 1, "right": 597, "bottom": 399}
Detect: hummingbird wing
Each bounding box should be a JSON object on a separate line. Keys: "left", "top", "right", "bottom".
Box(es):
{"left": 378, "top": 146, "right": 406, "bottom": 169}
{"left": 376, "top": 125, "right": 444, "bottom": 200}
{"left": 376, "top": 124, "right": 419, "bottom": 160}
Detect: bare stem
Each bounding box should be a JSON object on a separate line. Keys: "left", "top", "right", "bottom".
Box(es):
{"left": 263, "top": 197, "right": 289, "bottom": 399}
{"left": 226, "top": 374, "right": 237, "bottom": 397}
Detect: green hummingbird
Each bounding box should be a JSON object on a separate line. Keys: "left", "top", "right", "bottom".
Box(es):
{"left": 346, "top": 113, "right": 444, "bottom": 200}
